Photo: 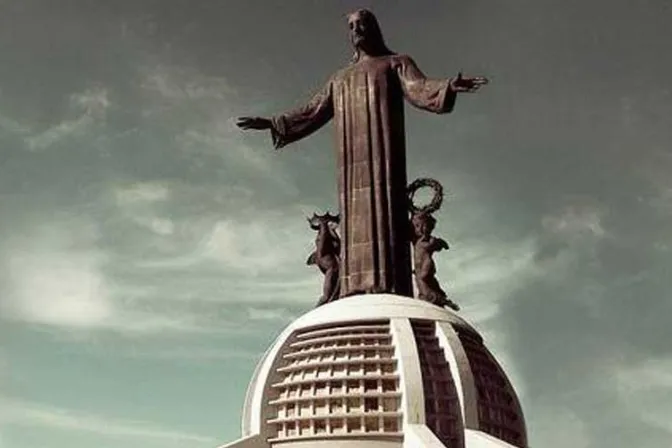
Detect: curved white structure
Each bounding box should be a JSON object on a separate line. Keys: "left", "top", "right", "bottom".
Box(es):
{"left": 220, "top": 294, "right": 527, "bottom": 448}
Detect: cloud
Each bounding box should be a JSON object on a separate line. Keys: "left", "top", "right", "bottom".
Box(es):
{"left": 531, "top": 407, "right": 591, "bottom": 448}
{"left": 23, "top": 86, "right": 110, "bottom": 151}
{"left": 176, "top": 127, "right": 284, "bottom": 181}
{"left": 0, "top": 398, "right": 215, "bottom": 443}
{"left": 1, "top": 221, "right": 113, "bottom": 329}
{"left": 0, "top": 173, "right": 323, "bottom": 340}
{"left": 110, "top": 180, "right": 317, "bottom": 271}
{"left": 0, "top": 217, "right": 251, "bottom": 336}
{"left": 444, "top": 236, "right": 538, "bottom": 324}
{"left": 70, "top": 87, "right": 111, "bottom": 118}
{"left": 0, "top": 113, "right": 29, "bottom": 135}
{"left": 114, "top": 182, "right": 171, "bottom": 204}
{"left": 108, "top": 178, "right": 316, "bottom": 274}
{"left": 140, "top": 63, "right": 234, "bottom": 102}
{"left": 614, "top": 358, "right": 672, "bottom": 435}
{"left": 0, "top": 176, "right": 322, "bottom": 336}
{"left": 420, "top": 170, "right": 543, "bottom": 323}
{"left": 136, "top": 62, "right": 298, "bottom": 191}
{"left": 115, "top": 346, "right": 261, "bottom": 362}
{"left": 200, "top": 218, "right": 310, "bottom": 273}
{"left": 489, "top": 194, "right": 672, "bottom": 447}
{"left": 97, "top": 312, "right": 242, "bottom": 336}
{"left": 616, "top": 358, "right": 672, "bottom": 391}
{"left": 24, "top": 116, "right": 92, "bottom": 151}
{"left": 640, "top": 150, "right": 672, "bottom": 216}
{"left": 542, "top": 202, "right": 606, "bottom": 239}
{"left": 246, "top": 307, "right": 297, "bottom": 322}
{"left": 0, "top": 350, "right": 7, "bottom": 393}
{"left": 434, "top": 233, "right": 539, "bottom": 401}
{"left": 117, "top": 209, "right": 321, "bottom": 306}
{"left": 137, "top": 62, "right": 235, "bottom": 124}
{"left": 113, "top": 182, "right": 177, "bottom": 236}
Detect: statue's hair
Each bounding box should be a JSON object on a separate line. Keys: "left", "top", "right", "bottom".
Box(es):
{"left": 347, "top": 9, "right": 395, "bottom": 63}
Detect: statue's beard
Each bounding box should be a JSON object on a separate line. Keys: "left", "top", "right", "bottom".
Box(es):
{"left": 351, "top": 35, "right": 365, "bottom": 49}
{"left": 353, "top": 38, "right": 379, "bottom": 55}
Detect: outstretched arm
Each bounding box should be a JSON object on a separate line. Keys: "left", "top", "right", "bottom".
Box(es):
{"left": 396, "top": 55, "right": 455, "bottom": 113}
{"left": 396, "top": 55, "right": 488, "bottom": 114}
{"left": 237, "top": 79, "right": 335, "bottom": 149}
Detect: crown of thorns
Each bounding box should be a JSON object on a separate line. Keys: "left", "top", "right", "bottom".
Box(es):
{"left": 407, "top": 178, "right": 444, "bottom": 214}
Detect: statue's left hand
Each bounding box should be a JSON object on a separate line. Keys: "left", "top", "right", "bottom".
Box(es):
{"left": 449, "top": 72, "right": 489, "bottom": 93}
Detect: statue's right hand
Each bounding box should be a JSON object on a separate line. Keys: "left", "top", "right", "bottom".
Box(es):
{"left": 236, "top": 116, "right": 272, "bottom": 130}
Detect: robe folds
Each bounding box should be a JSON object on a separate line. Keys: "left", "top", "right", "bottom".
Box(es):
{"left": 271, "top": 54, "right": 456, "bottom": 298}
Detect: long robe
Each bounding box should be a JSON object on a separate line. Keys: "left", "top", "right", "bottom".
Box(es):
{"left": 271, "top": 54, "right": 456, "bottom": 298}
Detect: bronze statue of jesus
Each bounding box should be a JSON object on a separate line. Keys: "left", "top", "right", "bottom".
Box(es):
{"left": 237, "top": 9, "right": 487, "bottom": 298}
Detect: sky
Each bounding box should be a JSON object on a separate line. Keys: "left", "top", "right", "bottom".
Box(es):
{"left": 0, "top": 0, "right": 671, "bottom": 447}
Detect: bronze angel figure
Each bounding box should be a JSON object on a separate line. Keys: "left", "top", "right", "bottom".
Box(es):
{"left": 307, "top": 212, "right": 341, "bottom": 306}
{"left": 411, "top": 211, "right": 460, "bottom": 311}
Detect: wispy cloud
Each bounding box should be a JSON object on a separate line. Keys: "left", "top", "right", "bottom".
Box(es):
{"left": 1, "top": 160, "right": 322, "bottom": 334}
{"left": 0, "top": 350, "right": 7, "bottom": 392}
{"left": 95, "top": 312, "right": 244, "bottom": 336}
{"left": 109, "top": 179, "right": 317, "bottom": 279}
{"left": 0, "top": 398, "right": 216, "bottom": 443}
{"left": 542, "top": 201, "right": 606, "bottom": 239}
{"left": 0, "top": 217, "right": 252, "bottom": 336}
{"left": 115, "top": 182, "right": 171, "bottom": 204}
{"left": 23, "top": 86, "right": 110, "bottom": 151}
{"left": 530, "top": 407, "right": 591, "bottom": 448}
{"left": 615, "top": 358, "right": 672, "bottom": 392}
{"left": 176, "top": 127, "right": 285, "bottom": 180}
{"left": 1, "top": 220, "right": 112, "bottom": 329}
{"left": 0, "top": 112, "right": 29, "bottom": 135}
{"left": 70, "top": 87, "right": 111, "bottom": 118}
{"left": 640, "top": 150, "right": 672, "bottom": 216}
{"left": 137, "top": 62, "right": 297, "bottom": 190}
{"left": 246, "top": 307, "right": 297, "bottom": 322}
{"left": 614, "top": 358, "right": 672, "bottom": 434}
{"left": 113, "top": 182, "right": 178, "bottom": 236}
{"left": 200, "top": 218, "right": 311, "bottom": 273}
{"left": 116, "top": 346, "right": 261, "bottom": 362}
{"left": 140, "top": 63, "right": 234, "bottom": 103}
{"left": 444, "top": 236, "right": 538, "bottom": 324}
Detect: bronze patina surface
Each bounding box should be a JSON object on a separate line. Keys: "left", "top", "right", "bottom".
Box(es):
{"left": 237, "top": 9, "right": 487, "bottom": 299}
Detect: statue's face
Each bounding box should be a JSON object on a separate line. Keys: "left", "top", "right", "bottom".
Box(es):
{"left": 413, "top": 218, "right": 427, "bottom": 237}
{"left": 347, "top": 10, "right": 374, "bottom": 49}
{"left": 413, "top": 214, "right": 435, "bottom": 238}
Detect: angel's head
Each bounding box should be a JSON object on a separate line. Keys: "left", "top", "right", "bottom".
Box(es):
{"left": 412, "top": 211, "right": 436, "bottom": 238}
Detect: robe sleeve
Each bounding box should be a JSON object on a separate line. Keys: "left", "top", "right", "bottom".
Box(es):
{"left": 270, "top": 79, "right": 334, "bottom": 149}
{"left": 395, "top": 55, "right": 456, "bottom": 114}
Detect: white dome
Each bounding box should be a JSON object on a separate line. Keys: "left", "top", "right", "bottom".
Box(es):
{"left": 221, "top": 294, "right": 527, "bottom": 448}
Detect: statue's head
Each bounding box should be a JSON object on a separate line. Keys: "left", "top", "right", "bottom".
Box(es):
{"left": 346, "top": 9, "right": 393, "bottom": 61}
{"left": 412, "top": 211, "right": 436, "bottom": 238}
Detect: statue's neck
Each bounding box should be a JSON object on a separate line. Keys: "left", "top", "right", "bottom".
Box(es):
{"left": 354, "top": 44, "right": 391, "bottom": 61}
